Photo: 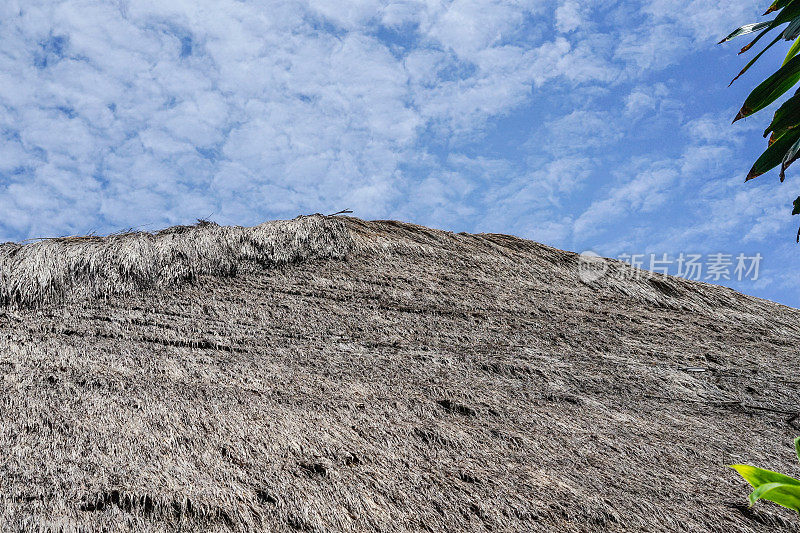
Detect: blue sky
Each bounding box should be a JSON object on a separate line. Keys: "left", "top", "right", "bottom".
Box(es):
{"left": 2, "top": 0, "right": 800, "bottom": 306}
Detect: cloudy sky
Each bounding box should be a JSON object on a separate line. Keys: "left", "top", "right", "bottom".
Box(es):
{"left": 2, "top": 0, "right": 800, "bottom": 306}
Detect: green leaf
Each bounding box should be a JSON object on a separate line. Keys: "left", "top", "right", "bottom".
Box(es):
{"left": 724, "top": 1, "right": 800, "bottom": 84}
{"left": 746, "top": 128, "right": 800, "bottom": 179}
{"left": 781, "top": 136, "right": 800, "bottom": 180}
{"left": 719, "top": 21, "right": 774, "bottom": 44}
{"left": 767, "top": 0, "right": 795, "bottom": 15}
{"left": 793, "top": 199, "right": 800, "bottom": 241}
{"left": 763, "top": 89, "right": 800, "bottom": 138}
{"left": 786, "top": 35, "right": 800, "bottom": 64}
{"left": 749, "top": 482, "right": 786, "bottom": 505}
{"left": 749, "top": 482, "right": 800, "bottom": 511}
{"left": 730, "top": 464, "right": 800, "bottom": 488}
{"left": 785, "top": 18, "right": 800, "bottom": 40}
{"left": 741, "top": 1, "right": 800, "bottom": 51}
{"left": 729, "top": 1, "right": 800, "bottom": 54}
{"left": 738, "top": 25, "right": 779, "bottom": 56}
{"left": 773, "top": 0, "right": 800, "bottom": 27}
{"left": 735, "top": 53, "right": 800, "bottom": 120}
{"left": 730, "top": 33, "right": 784, "bottom": 86}
{"left": 795, "top": 436, "right": 800, "bottom": 461}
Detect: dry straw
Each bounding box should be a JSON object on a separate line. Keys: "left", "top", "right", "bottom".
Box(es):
{"left": 0, "top": 215, "right": 352, "bottom": 309}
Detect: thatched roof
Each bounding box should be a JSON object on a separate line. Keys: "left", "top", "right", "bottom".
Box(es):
{"left": 1, "top": 214, "right": 799, "bottom": 531}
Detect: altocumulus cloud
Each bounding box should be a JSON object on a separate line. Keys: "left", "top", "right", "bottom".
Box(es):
{"left": 2, "top": 0, "right": 800, "bottom": 305}
{"left": 0, "top": 0, "right": 575, "bottom": 238}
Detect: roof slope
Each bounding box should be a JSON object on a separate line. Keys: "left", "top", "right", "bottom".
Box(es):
{"left": 1, "top": 215, "right": 800, "bottom": 532}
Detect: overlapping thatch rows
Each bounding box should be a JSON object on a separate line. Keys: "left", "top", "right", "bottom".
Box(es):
{"left": 0, "top": 215, "right": 352, "bottom": 308}
{"left": 1, "top": 215, "right": 800, "bottom": 532}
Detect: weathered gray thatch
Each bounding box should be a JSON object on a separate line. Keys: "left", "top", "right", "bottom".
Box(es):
{"left": 0, "top": 216, "right": 352, "bottom": 309}
{"left": 1, "top": 214, "right": 799, "bottom": 531}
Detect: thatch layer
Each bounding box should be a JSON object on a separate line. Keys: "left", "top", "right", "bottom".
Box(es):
{"left": 1, "top": 216, "right": 799, "bottom": 532}
{"left": 0, "top": 215, "right": 352, "bottom": 309}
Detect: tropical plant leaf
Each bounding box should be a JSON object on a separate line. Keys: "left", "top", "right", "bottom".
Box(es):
{"left": 740, "top": 1, "right": 800, "bottom": 53}
{"left": 748, "top": 482, "right": 800, "bottom": 511}
{"left": 725, "top": 2, "right": 800, "bottom": 239}
{"left": 787, "top": 36, "right": 800, "bottom": 64}
{"left": 763, "top": 89, "right": 800, "bottom": 137}
{"left": 795, "top": 436, "right": 800, "bottom": 461}
{"left": 774, "top": 0, "right": 800, "bottom": 27}
{"left": 735, "top": 53, "right": 800, "bottom": 119}
{"left": 731, "top": 464, "right": 800, "bottom": 488}
{"left": 785, "top": 18, "right": 800, "bottom": 40}
{"left": 730, "top": 33, "right": 785, "bottom": 86}
{"left": 780, "top": 136, "right": 800, "bottom": 180}
{"left": 725, "top": 0, "right": 800, "bottom": 83}
{"left": 766, "top": 0, "right": 795, "bottom": 15}
{"left": 747, "top": 128, "right": 800, "bottom": 179}
{"left": 719, "top": 21, "right": 775, "bottom": 44}
{"left": 740, "top": 24, "right": 780, "bottom": 55}
{"left": 749, "top": 482, "right": 787, "bottom": 505}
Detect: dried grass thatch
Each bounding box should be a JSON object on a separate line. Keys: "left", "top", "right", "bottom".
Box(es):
{"left": 1, "top": 215, "right": 800, "bottom": 531}
{"left": 0, "top": 215, "right": 352, "bottom": 309}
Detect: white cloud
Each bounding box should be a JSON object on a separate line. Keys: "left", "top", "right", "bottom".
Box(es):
{"left": 573, "top": 164, "right": 679, "bottom": 239}
{"left": 0, "top": 0, "right": 626, "bottom": 240}
{"left": 555, "top": 1, "right": 584, "bottom": 34}
{"left": 641, "top": 0, "right": 761, "bottom": 43}
{"left": 476, "top": 155, "right": 592, "bottom": 249}
{"left": 614, "top": 0, "right": 762, "bottom": 71}
{"left": 624, "top": 82, "right": 670, "bottom": 118}
{"left": 541, "top": 109, "right": 623, "bottom": 156}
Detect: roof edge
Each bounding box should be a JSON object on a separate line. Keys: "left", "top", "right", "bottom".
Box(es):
{"left": 0, "top": 214, "right": 352, "bottom": 309}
